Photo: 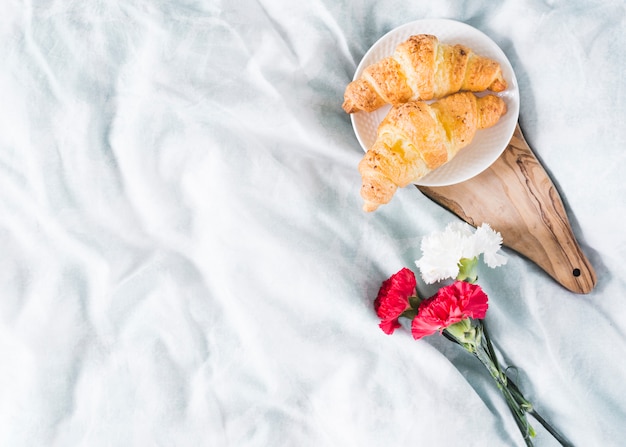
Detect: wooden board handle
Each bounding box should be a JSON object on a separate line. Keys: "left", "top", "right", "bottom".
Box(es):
{"left": 418, "top": 123, "right": 597, "bottom": 294}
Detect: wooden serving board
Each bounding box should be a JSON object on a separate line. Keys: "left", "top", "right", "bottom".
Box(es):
{"left": 417, "top": 123, "right": 596, "bottom": 294}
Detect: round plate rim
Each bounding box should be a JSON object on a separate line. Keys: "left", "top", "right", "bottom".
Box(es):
{"left": 349, "top": 19, "right": 520, "bottom": 187}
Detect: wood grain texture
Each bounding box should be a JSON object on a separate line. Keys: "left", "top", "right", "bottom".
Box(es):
{"left": 418, "top": 123, "right": 596, "bottom": 294}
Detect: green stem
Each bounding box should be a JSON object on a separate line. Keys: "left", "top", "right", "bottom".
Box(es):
{"left": 472, "top": 334, "right": 535, "bottom": 447}
{"left": 506, "top": 378, "right": 574, "bottom": 447}
{"left": 445, "top": 322, "right": 535, "bottom": 446}
{"left": 444, "top": 320, "right": 573, "bottom": 447}
{"left": 482, "top": 323, "right": 574, "bottom": 447}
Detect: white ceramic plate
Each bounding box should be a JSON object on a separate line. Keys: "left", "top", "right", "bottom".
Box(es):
{"left": 350, "top": 19, "right": 519, "bottom": 187}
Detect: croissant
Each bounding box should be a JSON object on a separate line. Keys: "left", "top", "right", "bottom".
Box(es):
{"left": 359, "top": 92, "right": 507, "bottom": 212}
{"left": 343, "top": 34, "right": 507, "bottom": 113}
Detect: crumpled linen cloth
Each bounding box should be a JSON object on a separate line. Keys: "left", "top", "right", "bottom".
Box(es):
{"left": 0, "top": 1, "right": 625, "bottom": 446}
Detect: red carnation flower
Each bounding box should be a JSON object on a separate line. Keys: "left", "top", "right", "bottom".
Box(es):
{"left": 374, "top": 268, "right": 417, "bottom": 334}
{"left": 411, "top": 280, "right": 488, "bottom": 340}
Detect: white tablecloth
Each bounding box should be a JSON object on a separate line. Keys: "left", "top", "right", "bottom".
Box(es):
{"left": 1, "top": 1, "right": 625, "bottom": 445}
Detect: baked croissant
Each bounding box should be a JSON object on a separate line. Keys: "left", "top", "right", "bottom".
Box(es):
{"left": 359, "top": 92, "right": 507, "bottom": 212}
{"left": 343, "top": 34, "right": 507, "bottom": 113}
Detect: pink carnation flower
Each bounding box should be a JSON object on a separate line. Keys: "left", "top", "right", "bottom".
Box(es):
{"left": 374, "top": 268, "right": 417, "bottom": 334}
{"left": 411, "top": 280, "right": 488, "bottom": 340}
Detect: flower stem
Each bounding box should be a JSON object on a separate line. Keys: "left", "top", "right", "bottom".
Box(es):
{"left": 505, "top": 378, "right": 574, "bottom": 447}
{"left": 444, "top": 321, "right": 536, "bottom": 446}
{"left": 472, "top": 332, "right": 536, "bottom": 446}
{"left": 482, "top": 323, "right": 574, "bottom": 447}
{"left": 443, "top": 320, "right": 573, "bottom": 446}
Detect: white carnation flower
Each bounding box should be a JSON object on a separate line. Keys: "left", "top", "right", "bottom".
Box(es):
{"left": 474, "top": 223, "right": 508, "bottom": 268}
{"left": 415, "top": 222, "right": 507, "bottom": 284}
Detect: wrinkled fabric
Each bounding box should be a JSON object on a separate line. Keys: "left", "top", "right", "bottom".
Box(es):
{"left": 0, "top": 1, "right": 625, "bottom": 446}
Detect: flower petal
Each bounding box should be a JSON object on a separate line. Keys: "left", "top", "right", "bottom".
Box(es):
{"left": 379, "top": 319, "right": 402, "bottom": 335}
{"left": 475, "top": 223, "right": 507, "bottom": 268}
{"left": 410, "top": 281, "right": 489, "bottom": 339}
{"left": 410, "top": 312, "right": 440, "bottom": 339}
{"left": 415, "top": 227, "right": 465, "bottom": 283}
{"left": 374, "top": 268, "right": 417, "bottom": 334}
{"left": 455, "top": 281, "right": 489, "bottom": 319}
{"left": 415, "top": 222, "right": 507, "bottom": 284}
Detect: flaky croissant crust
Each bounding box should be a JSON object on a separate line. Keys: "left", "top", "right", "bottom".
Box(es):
{"left": 359, "top": 92, "right": 507, "bottom": 212}
{"left": 343, "top": 34, "right": 507, "bottom": 114}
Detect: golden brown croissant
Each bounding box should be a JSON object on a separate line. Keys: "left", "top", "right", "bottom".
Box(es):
{"left": 359, "top": 92, "right": 507, "bottom": 212}
{"left": 343, "top": 34, "right": 507, "bottom": 113}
